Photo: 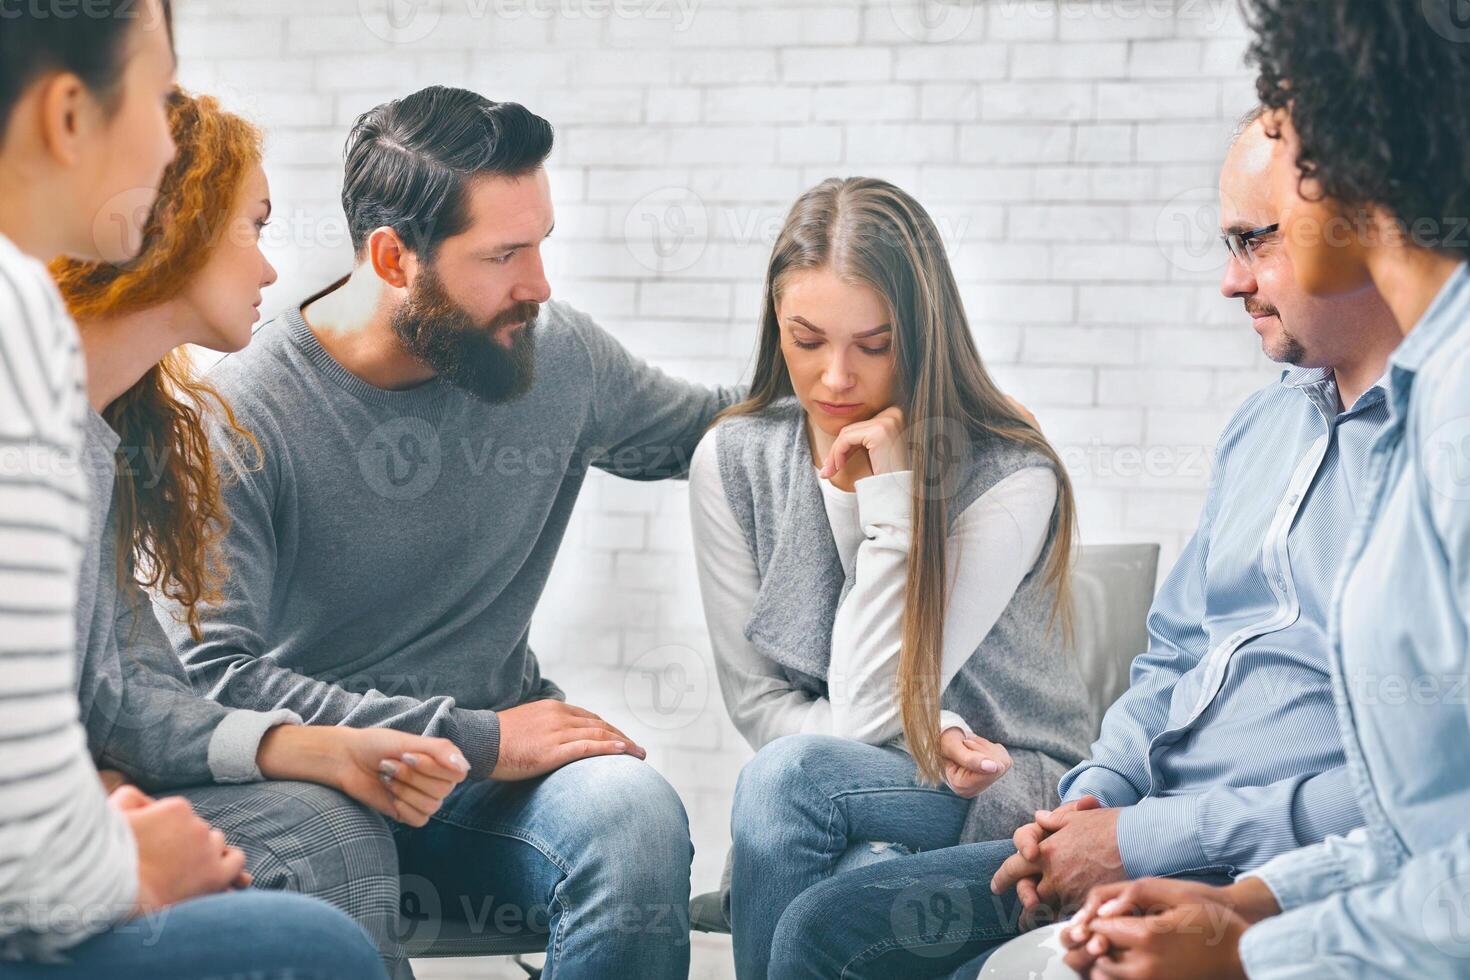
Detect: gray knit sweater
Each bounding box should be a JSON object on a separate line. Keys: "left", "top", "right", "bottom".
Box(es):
{"left": 76, "top": 410, "right": 298, "bottom": 790}
{"left": 156, "top": 298, "right": 740, "bottom": 776}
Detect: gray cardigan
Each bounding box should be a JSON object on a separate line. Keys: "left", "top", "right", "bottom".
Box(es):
{"left": 716, "top": 398, "right": 1093, "bottom": 842}
{"left": 74, "top": 409, "right": 296, "bottom": 790}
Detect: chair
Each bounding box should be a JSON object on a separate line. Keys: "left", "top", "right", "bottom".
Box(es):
{"left": 687, "top": 542, "right": 1162, "bottom": 935}
{"left": 398, "top": 875, "right": 546, "bottom": 978}
{"left": 690, "top": 889, "right": 729, "bottom": 934}
{"left": 1068, "top": 543, "right": 1160, "bottom": 733}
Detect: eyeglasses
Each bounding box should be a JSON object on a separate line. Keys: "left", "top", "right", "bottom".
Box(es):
{"left": 1221, "top": 223, "right": 1280, "bottom": 265}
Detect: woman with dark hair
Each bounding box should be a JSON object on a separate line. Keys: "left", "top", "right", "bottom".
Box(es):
{"left": 50, "top": 87, "right": 474, "bottom": 980}
{"left": 690, "top": 176, "right": 1092, "bottom": 977}
{"left": 1059, "top": 2, "right": 1470, "bottom": 977}
{"left": 0, "top": 4, "right": 390, "bottom": 978}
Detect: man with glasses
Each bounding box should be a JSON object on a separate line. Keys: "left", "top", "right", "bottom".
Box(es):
{"left": 758, "top": 107, "right": 1408, "bottom": 979}
{"left": 1223, "top": 221, "right": 1279, "bottom": 265}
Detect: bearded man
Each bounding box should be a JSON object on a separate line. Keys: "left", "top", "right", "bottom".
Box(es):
{"left": 160, "top": 85, "right": 740, "bottom": 980}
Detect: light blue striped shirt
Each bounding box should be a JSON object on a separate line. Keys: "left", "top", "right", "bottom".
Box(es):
{"left": 1240, "top": 262, "right": 1470, "bottom": 978}
{"left": 1059, "top": 361, "right": 1385, "bottom": 879}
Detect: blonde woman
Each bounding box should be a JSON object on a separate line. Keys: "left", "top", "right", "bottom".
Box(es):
{"left": 689, "top": 177, "right": 1092, "bottom": 978}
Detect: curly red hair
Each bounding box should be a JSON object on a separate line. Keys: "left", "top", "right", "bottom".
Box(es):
{"left": 51, "top": 87, "right": 263, "bottom": 641}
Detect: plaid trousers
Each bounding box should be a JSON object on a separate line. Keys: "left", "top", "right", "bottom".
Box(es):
{"left": 175, "top": 780, "right": 409, "bottom": 979}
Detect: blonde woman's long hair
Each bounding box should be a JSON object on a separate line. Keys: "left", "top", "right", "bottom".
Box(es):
{"left": 718, "top": 177, "right": 1078, "bottom": 783}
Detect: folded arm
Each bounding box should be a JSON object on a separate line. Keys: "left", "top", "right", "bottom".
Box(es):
{"left": 89, "top": 581, "right": 299, "bottom": 791}
{"left": 1116, "top": 765, "right": 1364, "bottom": 879}
{"left": 1239, "top": 829, "right": 1466, "bottom": 979}
{"left": 159, "top": 424, "right": 503, "bottom": 776}
{"left": 1061, "top": 460, "right": 1222, "bottom": 808}
{"left": 690, "top": 431, "right": 833, "bottom": 749}
{"left": 826, "top": 466, "right": 1058, "bottom": 745}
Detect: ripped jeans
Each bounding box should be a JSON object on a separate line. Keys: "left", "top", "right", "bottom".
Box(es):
{"left": 729, "top": 735, "right": 975, "bottom": 979}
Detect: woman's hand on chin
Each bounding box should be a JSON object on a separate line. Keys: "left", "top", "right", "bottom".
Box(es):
{"left": 819, "top": 407, "right": 908, "bottom": 481}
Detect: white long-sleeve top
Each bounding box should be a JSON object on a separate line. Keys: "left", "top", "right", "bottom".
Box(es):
{"left": 689, "top": 428, "right": 1058, "bottom": 753}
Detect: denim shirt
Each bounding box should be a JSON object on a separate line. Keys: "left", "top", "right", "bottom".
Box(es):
{"left": 1059, "top": 364, "right": 1388, "bottom": 879}
{"left": 1240, "top": 263, "right": 1470, "bottom": 978}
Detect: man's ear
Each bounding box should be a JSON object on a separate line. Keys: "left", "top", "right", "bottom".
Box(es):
{"left": 36, "top": 73, "right": 91, "bottom": 167}
{"left": 367, "top": 226, "right": 412, "bottom": 289}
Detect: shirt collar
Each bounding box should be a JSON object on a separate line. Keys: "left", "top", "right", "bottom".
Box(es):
{"left": 1383, "top": 261, "right": 1470, "bottom": 415}
{"left": 1278, "top": 365, "right": 1387, "bottom": 420}
{"left": 1279, "top": 365, "right": 1333, "bottom": 389}
{"left": 1387, "top": 261, "right": 1470, "bottom": 377}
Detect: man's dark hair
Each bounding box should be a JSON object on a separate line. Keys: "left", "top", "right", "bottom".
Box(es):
{"left": 0, "top": 0, "right": 173, "bottom": 142}
{"left": 341, "top": 85, "right": 555, "bottom": 260}
{"left": 1245, "top": 0, "right": 1470, "bottom": 259}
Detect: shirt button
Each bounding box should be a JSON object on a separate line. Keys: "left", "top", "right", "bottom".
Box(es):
{"left": 1276, "top": 575, "right": 1287, "bottom": 590}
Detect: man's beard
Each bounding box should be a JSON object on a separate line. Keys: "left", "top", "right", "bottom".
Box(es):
{"left": 1247, "top": 298, "right": 1306, "bottom": 365}
{"left": 391, "top": 267, "right": 539, "bottom": 404}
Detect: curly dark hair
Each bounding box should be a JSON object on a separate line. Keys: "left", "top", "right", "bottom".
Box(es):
{"left": 1243, "top": 0, "right": 1470, "bottom": 259}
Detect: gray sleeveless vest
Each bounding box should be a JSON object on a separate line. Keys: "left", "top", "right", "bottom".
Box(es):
{"left": 715, "top": 398, "right": 1093, "bottom": 842}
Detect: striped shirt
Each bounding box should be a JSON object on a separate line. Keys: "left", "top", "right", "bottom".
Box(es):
{"left": 0, "top": 231, "right": 138, "bottom": 958}
{"left": 1060, "top": 365, "right": 1387, "bottom": 879}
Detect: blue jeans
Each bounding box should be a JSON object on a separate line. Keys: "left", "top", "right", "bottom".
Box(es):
{"left": 393, "top": 754, "right": 693, "bottom": 980}
{"left": 771, "top": 852, "right": 1237, "bottom": 980}
{"left": 766, "top": 838, "right": 1027, "bottom": 979}
{"left": 0, "top": 890, "right": 386, "bottom": 980}
{"left": 730, "top": 735, "right": 983, "bottom": 979}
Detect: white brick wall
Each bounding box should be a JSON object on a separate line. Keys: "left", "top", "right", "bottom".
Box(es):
{"left": 174, "top": 2, "right": 1273, "bottom": 974}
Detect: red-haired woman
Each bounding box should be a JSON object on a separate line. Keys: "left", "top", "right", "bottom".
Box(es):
{"left": 50, "top": 89, "right": 468, "bottom": 980}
